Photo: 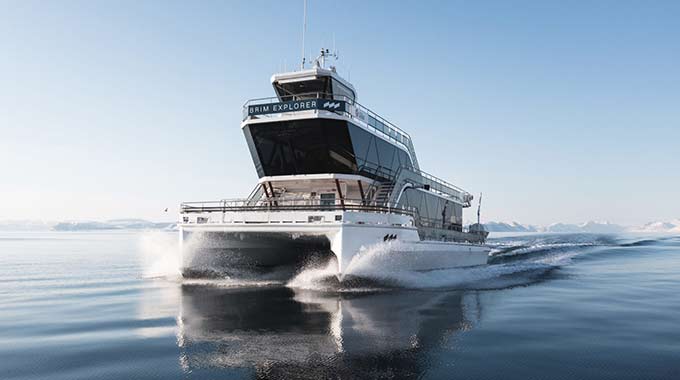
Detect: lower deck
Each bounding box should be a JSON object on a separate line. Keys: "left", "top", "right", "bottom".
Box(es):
{"left": 180, "top": 173, "right": 488, "bottom": 276}
{"left": 179, "top": 207, "right": 488, "bottom": 276}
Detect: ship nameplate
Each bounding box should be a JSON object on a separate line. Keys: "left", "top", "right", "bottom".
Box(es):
{"left": 248, "top": 98, "right": 346, "bottom": 116}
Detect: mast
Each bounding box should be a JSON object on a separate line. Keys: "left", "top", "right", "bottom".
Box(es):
{"left": 477, "top": 193, "right": 482, "bottom": 225}
{"left": 301, "top": 0, "right": 307, "bottom": 69}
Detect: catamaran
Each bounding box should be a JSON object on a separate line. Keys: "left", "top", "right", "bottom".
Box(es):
{"left": 179, "top": 49, "right": 489, "bottom": 278}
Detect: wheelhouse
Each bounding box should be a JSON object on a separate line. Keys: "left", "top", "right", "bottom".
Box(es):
{"left": 272, "top": 67, "right": 356, "bottom": 102}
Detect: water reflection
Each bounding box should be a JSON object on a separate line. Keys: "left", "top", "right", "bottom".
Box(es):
{"left": 177, "top": 285, "right": 482, "bottom": 378}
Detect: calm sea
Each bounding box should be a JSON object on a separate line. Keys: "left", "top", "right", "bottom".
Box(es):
{"left": 1, "top": 231, "right": 678, "bottom": 379}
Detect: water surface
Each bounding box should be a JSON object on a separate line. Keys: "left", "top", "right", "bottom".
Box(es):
{"left": 1, "top": 231, "right": 679, "bottom": 379}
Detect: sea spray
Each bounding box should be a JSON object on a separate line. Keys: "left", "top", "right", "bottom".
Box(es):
{"left": 139, "top": 231, "right": 182, "bottom": 279}
{"left": 341, "top": 241, "right": 412, "bottom": 281}
{"left": 287, "top": 257, "right": 339, "bottom": 290}
{"left": 139, "top": 231, "right": 292, "bottom": 286}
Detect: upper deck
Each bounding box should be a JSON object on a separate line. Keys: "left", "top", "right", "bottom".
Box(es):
{"left": 242, "top": 93, "right": 419, "bottom": 171}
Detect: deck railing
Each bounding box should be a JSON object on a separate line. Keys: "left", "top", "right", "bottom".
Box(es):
{"left": 397, "top": 166, "right": 473, "bottom": 207}
{"left": 179, "top": 197, "right": 470, "bottom": 234}
{"left": 180, "top": 197, "right": 416, "bottom": 217}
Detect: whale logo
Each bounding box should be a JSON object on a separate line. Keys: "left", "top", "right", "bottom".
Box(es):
{"left": 322, "top": 101, "right": 341, "bottom": 109}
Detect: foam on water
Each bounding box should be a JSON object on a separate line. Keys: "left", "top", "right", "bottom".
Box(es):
{"left": 286, "top": 259, "right": 340, "bottom": 290}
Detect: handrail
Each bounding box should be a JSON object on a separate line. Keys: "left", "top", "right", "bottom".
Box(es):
{"left": 398, "top": 166, "right": 472, "bottom": 206}
{"left": 353, "top": 161, "right": 472, "bottom": 206}
{"left": 182, "top": 197, "right": 406, "bottom": 209}
{"left": 242, "top": 92, "right": 346, "bottom": 107}
{"left": 180, "top": 197, "right": 417, "bottom": 217}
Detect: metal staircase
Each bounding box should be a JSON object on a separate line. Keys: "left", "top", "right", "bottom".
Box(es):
{"left": 374, "top": 182, "right": 395, "bottom": 205}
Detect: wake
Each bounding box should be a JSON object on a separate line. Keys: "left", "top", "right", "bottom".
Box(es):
{"left": 287, "top": 234, "right": 626, "bottom": 291}
{"left": 139, "top": 231, "right": 663, "bottom": 291}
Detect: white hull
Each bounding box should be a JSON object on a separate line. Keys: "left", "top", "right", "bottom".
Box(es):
{"left": 372, "top": 240, "right": 491, "bottom": 271}
{"left": 180, "top": 210, "right": 489, "bottom": 276}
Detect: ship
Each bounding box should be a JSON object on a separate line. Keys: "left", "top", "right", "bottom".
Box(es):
{"left": 179, "top": 49, "right": 490, "bottom": 278}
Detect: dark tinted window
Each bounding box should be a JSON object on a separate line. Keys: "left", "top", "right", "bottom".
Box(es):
{"left": 245, "top": 119, "right": 413, "bottom": 180}
{"left": 246, "top": 119, "right": 352, "bottom": 177}
{"left": 375, "top": 138, "right": 395, "bottom": 176}
{"left": 331, "top": 78, "right": 355, "bottom": 101}
{"left": 348, "top": 124, "right": 412, "bottom": 176}
{"left": 398, "top": 150, "right": 412, "bottom": 170}
{"left": 397, "top": 189, "right": 463, "bottom": 229}
{"left": 364, "top": 137, "right": 380, "bottom": 171}
{"left": 275, "top": 77, "right": 332, "bottom": 100}
{"left": 350, "top": 126, "right": 371, "bottom": 168}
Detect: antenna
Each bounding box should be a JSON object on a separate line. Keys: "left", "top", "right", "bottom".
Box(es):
{"left": 331, "top": 34, "right": 339, "bottom": 70}
{"left": 477, "top": 193, "right": 483, "bottom": 225}
{"left": 301, "top": 0, "right": 307, "bottom": 69}
{"left": 313, "top": 47, "right": 339, "bottom": 69}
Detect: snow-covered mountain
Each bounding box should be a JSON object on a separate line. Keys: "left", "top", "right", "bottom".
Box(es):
{"left": 481, "top": 220, "right": 657, "bottom": 234}
{"left": 52, "top": 219, "right": 176, "bottom": 231}
{"left": 630, "top": 219, "right": 680, "bottom": 233}
{"left": 481, "top": 220, "right": 627, "bottom": 233}
{"left": 0, "top": 219, "right": 177, "bottom": 231}
{"left": 482, "top": 221, "right": 539, "bottom": 232}
{"left": 0, "top": 220, "right": 56, "bottom": 231}
{"left": 544, "top": 221, "right": 626, "bottom": 233}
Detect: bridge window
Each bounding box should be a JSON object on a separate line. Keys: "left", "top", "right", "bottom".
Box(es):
{"left": 331, "top": 78, "right": 355, "bottom": 101}
{"left": 275, "top": 78, "right": 332, "bottom": 101}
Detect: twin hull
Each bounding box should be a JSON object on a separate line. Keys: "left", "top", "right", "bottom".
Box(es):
{"left": 179, "top": 210, "right": 489, "bottom": 277}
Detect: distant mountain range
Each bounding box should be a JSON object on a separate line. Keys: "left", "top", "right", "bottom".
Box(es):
{"left": 1, "top": 218, "right": 678, "bottom": 234}
{"left": 0, "top": 220, "right": 56, "bottom": 231}
{"left": 53, "top": 219, "right": 176, "bottom": 231}
{"left": 0, "top": 219, "right": 176, "bottom": 231}
{"left": 544, "top": 221, "right": 627, "bottom": 233}
{"left": 631, "top": 219, "right": 680, "bottom": 233}
{"left": 480, "top": 220, "right": 680, "bottom": 234}
{"left": 483, "top": 221, "right": 540, "bottom": 233}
